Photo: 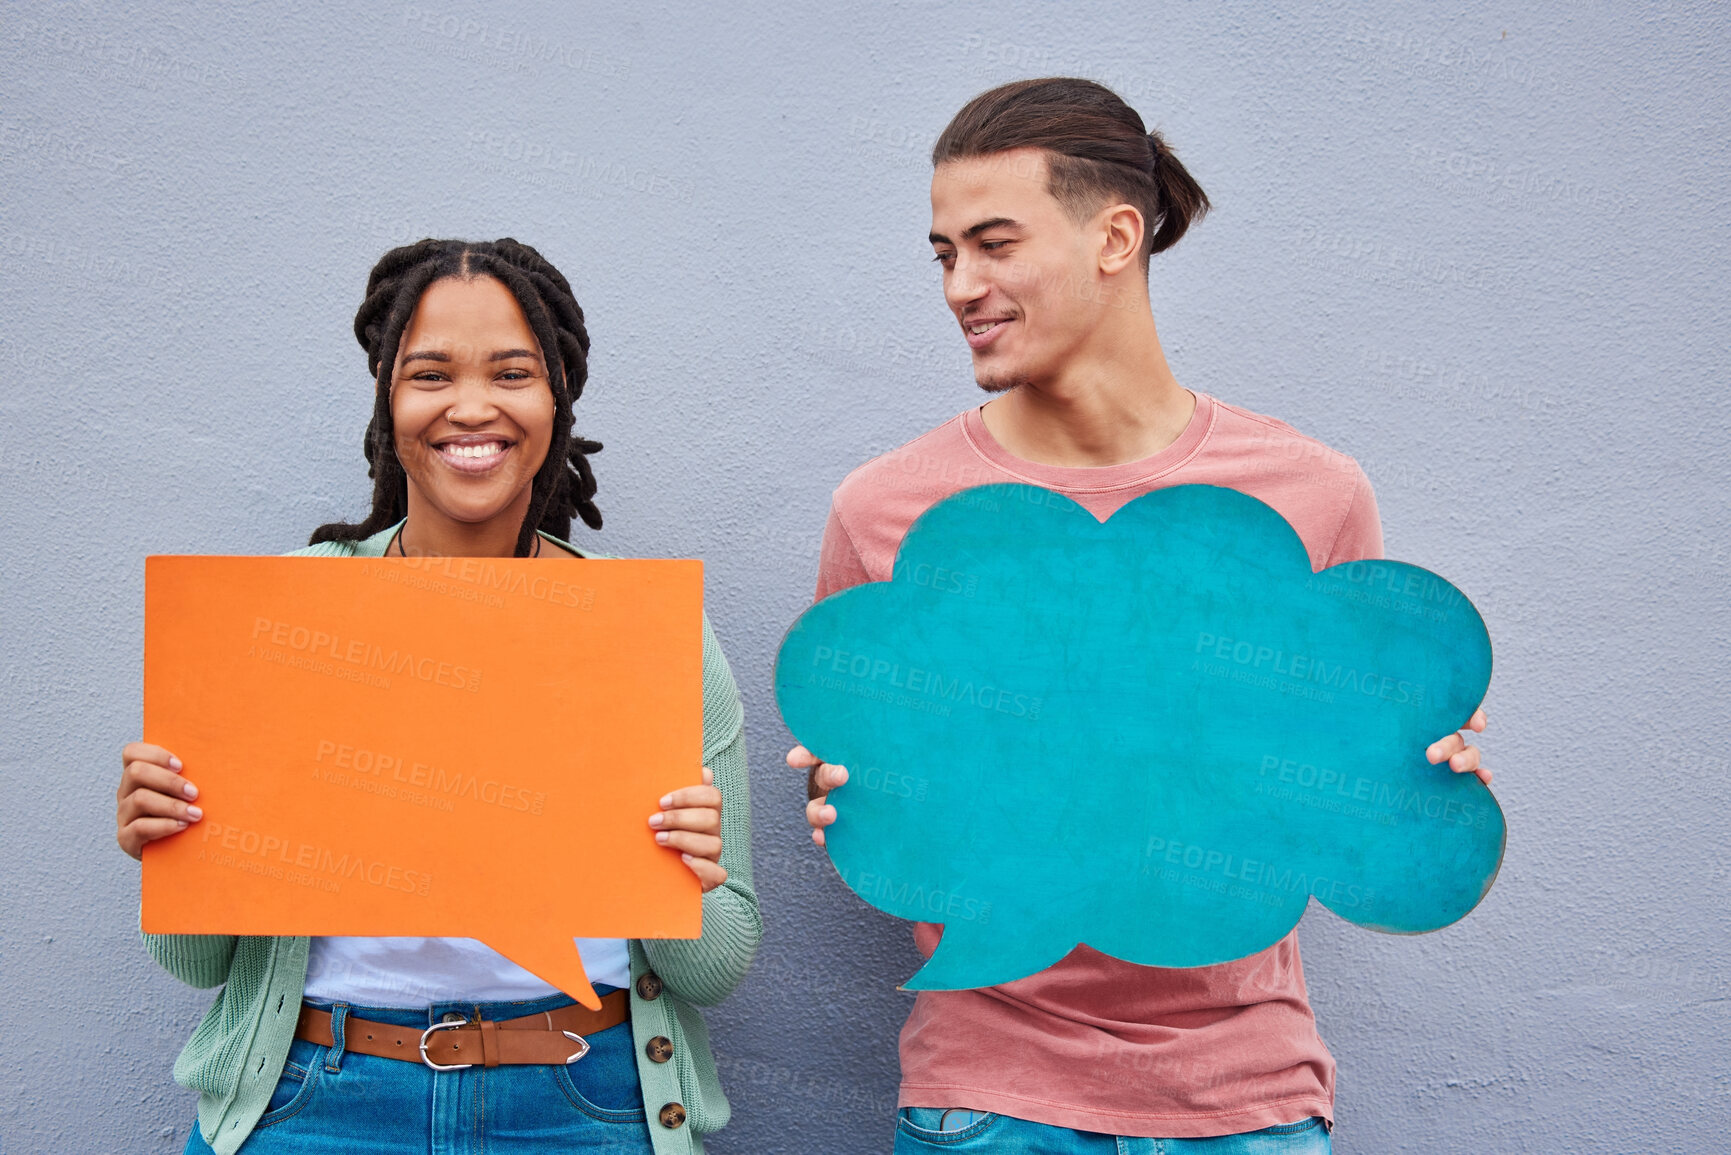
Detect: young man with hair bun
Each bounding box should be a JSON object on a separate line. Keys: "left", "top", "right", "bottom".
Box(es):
{"left": 792, "top": 78, "right": 1490, "bottom": 1153}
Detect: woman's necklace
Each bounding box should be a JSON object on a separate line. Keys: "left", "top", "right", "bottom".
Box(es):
{"left": 388, "top": 526, "right": 542, "bottom": 558}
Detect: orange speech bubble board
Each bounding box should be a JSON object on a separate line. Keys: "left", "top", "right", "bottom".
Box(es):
{"left": 142, "top": 554, "right": 703, "bottom": 1011}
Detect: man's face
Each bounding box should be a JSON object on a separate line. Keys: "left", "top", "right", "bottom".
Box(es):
{"left": 929, "top": 148, "right": 1109, "bottom": 393}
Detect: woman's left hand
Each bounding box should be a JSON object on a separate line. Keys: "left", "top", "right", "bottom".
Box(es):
{"left": 649, "top": 766, "right": 727, "bottom": 892}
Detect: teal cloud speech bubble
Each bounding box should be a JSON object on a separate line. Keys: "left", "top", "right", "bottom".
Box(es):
{"left": 776, "top": 484, "right": 1503, "bottom": 990}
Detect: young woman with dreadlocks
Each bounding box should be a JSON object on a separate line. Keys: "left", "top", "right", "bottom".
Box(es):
{"left": 114, "top": 238, "right": 759, "bottom": 1155}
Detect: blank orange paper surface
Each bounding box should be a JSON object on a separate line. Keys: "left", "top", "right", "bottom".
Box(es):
{"left": 142, "top": 554, "right": 703, "bottom": 1010}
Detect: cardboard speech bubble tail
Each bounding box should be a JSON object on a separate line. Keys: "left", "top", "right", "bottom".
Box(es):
{"left": 901, "top": 920, "right": 1074, "bottom": 991}
{"left": 481, "top": 931, "right": 603, "bottom": 1011}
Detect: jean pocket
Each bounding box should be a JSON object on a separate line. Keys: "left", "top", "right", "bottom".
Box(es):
{"left": 550, "top": 1064, "right": 648, "bottom": 1125}
{"left": 1239, "top": 1116, "right": 1330, "bottom": 1152}
{"left": 253, "top": 1043, "right": 324, "bottom": 1129}
{"left": 1255, "top": 1116, "right": 1324, "bottom": 1136}
{"left": 895, "top": 1107, "right": 999, "bottom": 1146}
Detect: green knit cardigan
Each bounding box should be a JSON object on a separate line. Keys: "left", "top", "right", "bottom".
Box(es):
{"left": 141, "top": 522, "right": 761, "bottom": 1155}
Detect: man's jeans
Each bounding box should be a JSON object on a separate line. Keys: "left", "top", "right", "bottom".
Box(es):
{"left": 183, "top": 990, "right": 651, "bottom": 1154}
{"left": 894, "top": 1108, "right": 1331, "bottom": 1154}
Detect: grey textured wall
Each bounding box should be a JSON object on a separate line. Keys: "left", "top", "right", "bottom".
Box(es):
{"left": 3, "top": 2, "right": 1726, "bottom": 1152}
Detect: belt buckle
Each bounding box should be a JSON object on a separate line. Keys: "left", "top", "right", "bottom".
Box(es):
{"left": 418, "top": 1015, "right": 591, "bottom": 1069}
{"left": 419, "top": 1018, "right": 476, "bottom": 1071}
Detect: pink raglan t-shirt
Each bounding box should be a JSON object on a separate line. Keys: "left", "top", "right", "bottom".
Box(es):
{"left": 815, "top": 392, "right": 1384, "bottom": 1137}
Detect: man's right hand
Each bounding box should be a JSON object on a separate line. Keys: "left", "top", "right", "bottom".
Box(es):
{"left": 788, "top": 745, "right": 847, "bottom": 847}
{"left": 117, "top": 741, "right": 201, "bottom": 860}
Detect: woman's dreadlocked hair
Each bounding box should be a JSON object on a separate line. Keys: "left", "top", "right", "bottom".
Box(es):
{"left": 309, "top": 238, "right": 602, "bottom": 556}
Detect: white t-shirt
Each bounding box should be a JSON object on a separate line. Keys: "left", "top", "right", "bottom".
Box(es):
{"left": 302, "top": 935, "right": 631, "bottom": 1005}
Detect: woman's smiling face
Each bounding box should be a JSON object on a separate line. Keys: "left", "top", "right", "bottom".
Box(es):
{"left": 390, "top": 275, "right": 555, "bottom": 535}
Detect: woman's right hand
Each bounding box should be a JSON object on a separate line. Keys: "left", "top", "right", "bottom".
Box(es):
{"left": 117, "top": 742, "right": 202, "bottom": 860}
{"left": 788, "top": 745, "right": 847, "bottom": 848}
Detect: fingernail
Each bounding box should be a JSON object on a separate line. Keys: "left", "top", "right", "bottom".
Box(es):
{"left": 681, "top": 853, "right": 694, "bottom": 863}
{"left": 655, "top": 831, "right": 669, "bottom": 844}
{"left": 186, "top": 806, "right": 203, "bottom": 821}
{"left": 647, "top": 813, "right": 664, "bottom": 828}
{"left": 169, "top": 756, "right": 183, "bottom": 770}
{"left": 175, "top": 820, "right": 188, "bottom": 830}
{"left": 659, "top": 794, "right": 673, "bottom": 808}
{"left": 182, "top": 782, "right": 199, "bottom": 800}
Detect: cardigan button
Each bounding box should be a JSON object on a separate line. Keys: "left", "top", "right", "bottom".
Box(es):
{"left": 658, "top": 1102, "right": 687, "bottom": 1129}
{"left": 635, "top": 972, "right": 664, "bottom": 1001}
{"left": 646, "top": 1036, "right": 674, "bottom": 1063}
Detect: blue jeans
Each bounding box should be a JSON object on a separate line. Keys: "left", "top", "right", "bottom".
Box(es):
{"left": 894, "top": 1109, "right": 1331, "bottom": 1154}
{"left": 185, "top": 990, "right": 651, "bottom": 1154}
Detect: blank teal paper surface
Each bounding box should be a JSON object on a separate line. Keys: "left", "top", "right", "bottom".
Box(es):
{"left": 774, "top": 484, "right": 1503, "bottom": 990}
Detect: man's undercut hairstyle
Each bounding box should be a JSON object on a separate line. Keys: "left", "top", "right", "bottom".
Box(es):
{"left": 310, "top": 237, "right": 603, "bottom": 556}
{"left": 932, "top": 77, "right": 1210, "bottom": 266}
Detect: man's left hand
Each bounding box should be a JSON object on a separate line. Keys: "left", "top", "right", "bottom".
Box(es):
{"left": 1426, "top": 707, "right": 1491, "bottom": 786}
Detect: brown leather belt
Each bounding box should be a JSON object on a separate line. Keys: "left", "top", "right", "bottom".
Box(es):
{"left": 296, "top": 992, "right": 630, "bottom": 1070}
